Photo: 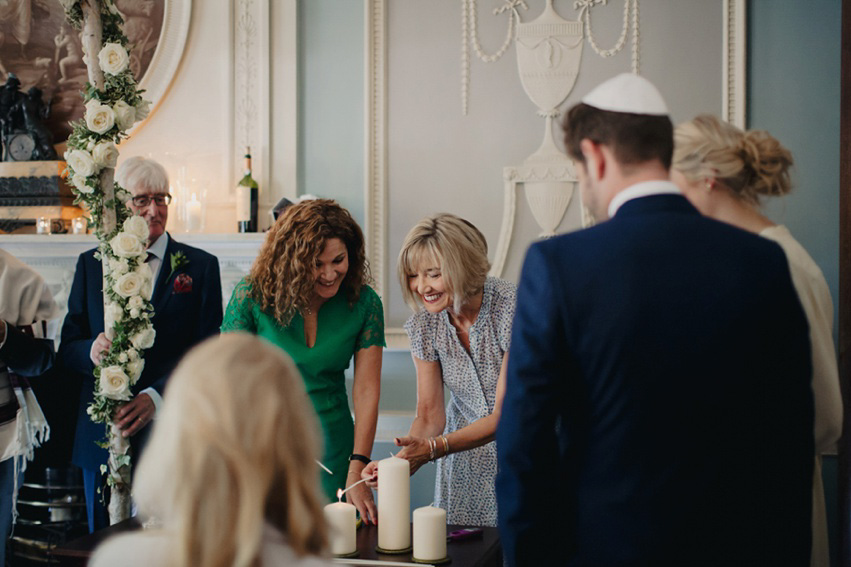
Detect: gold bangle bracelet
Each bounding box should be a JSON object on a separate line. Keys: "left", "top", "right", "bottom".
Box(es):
{"left": 441, "top": 434, "right": 449, "bottom": 457}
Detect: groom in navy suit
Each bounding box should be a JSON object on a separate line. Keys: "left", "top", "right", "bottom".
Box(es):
{"left": 496, "top": 74, "right": 814, "bottom": 566}
{"left": 59, "top": 157, "right": 222, "bottom": 531}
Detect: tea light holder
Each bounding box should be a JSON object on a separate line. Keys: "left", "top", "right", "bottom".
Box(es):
{"left": 72, "top": 217, "right": 87, "bottom": 235}
{"left": 36, "top": 217, "right": 50, "bottom": 234}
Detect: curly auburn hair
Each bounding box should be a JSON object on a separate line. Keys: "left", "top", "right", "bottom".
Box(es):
{"left": 249, "top": 199, "right": 370, "bottom": 326}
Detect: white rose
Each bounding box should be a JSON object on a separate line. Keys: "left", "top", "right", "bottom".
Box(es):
{"left": 140, "top": 277, "right": 153, "bottom": 301}
{"left": 71, "top": 174, "right": 94, "bottom": 194}
{"left": 127, "top": 348, "right": 139, "bottom": 361}
{"left": 128, "top": 295, "right": 145, "bottom": 310}
{"left": 131, "top": 326, "right": 156, "bottom": 350}
{"left": 126, "top": 359, "right": 145, "bottom": 385}
{"left": 124, "top": 215, "right": 149, "bottom": 242}
{"left": 112, "top": 100, "right": 137, "bottom": 131}
{"left": 115, "top": 187, "right": 132, "bottom": 203}
{"left": 65, "top": 149, "right": 96, "bottom": 177}
{"left": 135, "top": 98, "right": 151, "bottom": 121}
{"left": 110, "top": 232, "right": 144, "bottom": 258}
{"left": 105, "top": 301, "right": 123, "bottom": 330}
{"left": 92, "top": 141, "right": 118, "bottom": 168}
{"left": 129, "top": 308, "right": 140, "bottom": 319}
{"left": 98, "top": 43, "right": 129, "bottom": 76}
{"left": 113, "top": 271, "right": 144, "bottom": 298}
{"left": 85, "top": 100, "right": 115, "bottom": 134}
{"left": 108, "top": 257, "right": 129, "bottom": 276}
{"left": 135, "top": 261, "right": 152, "bottom": 281}
{"left": 99, "top": 366, "right": 131, "bottom": 400}
{"left": 118, "top": 352, "right": 128, "bottom": 363}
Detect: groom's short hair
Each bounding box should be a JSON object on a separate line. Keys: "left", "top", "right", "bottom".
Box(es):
{"left": 562, "top": 103, "right": 674, "bottom": 171}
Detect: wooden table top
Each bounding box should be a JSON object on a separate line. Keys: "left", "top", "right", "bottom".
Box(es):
{"left": 52, "top": 519, "right": 502, "bottom": 567}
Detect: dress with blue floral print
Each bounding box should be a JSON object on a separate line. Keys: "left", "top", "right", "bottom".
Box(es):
{"left": 404, "top": 276, "right": 516, "bottom": 527}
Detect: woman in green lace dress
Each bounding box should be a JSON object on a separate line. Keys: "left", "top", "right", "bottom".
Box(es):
{"left": 221, "top": 199, "right": 384, "bottom": 524}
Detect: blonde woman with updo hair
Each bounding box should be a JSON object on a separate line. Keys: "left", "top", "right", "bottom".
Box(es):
{"left": 672, "top": 114, "right": 842, "bottom": 567}
{"left": 221, "top": 199, "right": 383, "bottom": 524}
{"left": 363, "top": 213, "right": 516, "bottom": 527}
{"left": 89, "top": 334, "right": 334, "bottom": 567}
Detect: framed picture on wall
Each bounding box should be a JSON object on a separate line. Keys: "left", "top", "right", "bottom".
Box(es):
{"left": 0, "top": 0, "right": 190, "bottom": 143}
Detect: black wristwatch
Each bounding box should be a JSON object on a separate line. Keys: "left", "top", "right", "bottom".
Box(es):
{"left": 349, "top": 453, "right": 371, "bottom": 465}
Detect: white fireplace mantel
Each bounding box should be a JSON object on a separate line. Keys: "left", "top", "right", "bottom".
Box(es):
{"left": 0, "top": 233, "right": 266, "bottom": 331}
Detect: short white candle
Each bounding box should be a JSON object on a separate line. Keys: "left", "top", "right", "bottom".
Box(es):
{"left": 72, "top": 217, "right": 87, "bottom": 235}
{"left": 186, "top": 194, "right": 202, "bottom": 232}
{"left": 377, "top": 456, "right": 410, "bottom": 551}
{"left": 413, "top": 505, "right": 446, "bottom": 561}
{"left": 323, "top": 497, "right": 357, "bottom": 556}
{"left": 36, "top": 216, "right": 50, "bottom": 234}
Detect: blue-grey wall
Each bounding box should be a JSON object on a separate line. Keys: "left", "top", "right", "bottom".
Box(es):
{"left": 748, "top": 2, "right": 841, "bottom": 564}
{"left": 748, "top": 1, "right": 840, "bottom": 334}
{"left": 298, "top": 0, "right": 365, "bottom": 225}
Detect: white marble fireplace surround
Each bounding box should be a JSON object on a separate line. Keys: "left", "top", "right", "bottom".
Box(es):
{"left": 1, "top": 233, "right": 265, "bottom": 319}
{"left": 0, "top": 233, "right": 415, "bottom": 443}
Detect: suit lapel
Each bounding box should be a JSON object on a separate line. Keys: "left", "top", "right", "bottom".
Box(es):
{"left": 152, "top": 235, "right": 178, "bottom": 311}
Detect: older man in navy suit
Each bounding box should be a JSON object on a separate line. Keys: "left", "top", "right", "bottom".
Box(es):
{"left": 59, "top": 157, "right": 222, "bottom": 532}
{"left": 496, "top": 74, "right": 814, "bottom": 566}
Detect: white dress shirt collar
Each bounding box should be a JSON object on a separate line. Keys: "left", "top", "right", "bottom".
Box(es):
{"left": 146, "top": 232, "right": 169, "bottom": 261}
{"left": 607, "top": 180, "right": 681, "bottom": 218}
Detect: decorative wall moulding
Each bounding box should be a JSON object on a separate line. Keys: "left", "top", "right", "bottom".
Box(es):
{"left": 359, "top": 0, "right": 746, "bottom": 350}
{"left": 723, "top": 0, "right": 746, "bottom": 128}
{"left": 461, "top": 0, "right": 640, "bottom": 116}
{"left": 132, "top": 0, "right": 192, "bottom": 135}
{"left": 232, "top": 0, "right": 272, "bottom": 223}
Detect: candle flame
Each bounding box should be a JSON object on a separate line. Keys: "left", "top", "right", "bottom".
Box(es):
{"left": 336, "top": 488, "right": 344, "bottom": 501}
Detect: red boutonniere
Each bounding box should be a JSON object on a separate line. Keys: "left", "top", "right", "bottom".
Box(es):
{"left": 173, "top": 273, "right": 193, "bottom": 294}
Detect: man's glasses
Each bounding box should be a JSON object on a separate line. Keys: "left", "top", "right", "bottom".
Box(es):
{"left": 131, "top": 193, "right": 173, "bottom": 207}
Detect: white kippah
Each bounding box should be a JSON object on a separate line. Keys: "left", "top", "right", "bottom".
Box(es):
{"left": 581, "top": 73, "right": 669, "bottom": 116}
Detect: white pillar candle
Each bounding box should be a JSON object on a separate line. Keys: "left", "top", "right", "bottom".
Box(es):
{"left": 186, "top": 194, "right": 202, "bottom": 232}
{"left": 413, "top": 505, "right": 447, "bottom": 561}
{"left": 377, "top": 456, "right": 410, "bottom": 551}
{"left": 323, "top": 499, "right": 357, "bottom": 556}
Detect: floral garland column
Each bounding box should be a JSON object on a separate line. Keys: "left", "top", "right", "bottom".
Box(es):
{"left": 60, "top": 0, "right": 152, "bottom": 525}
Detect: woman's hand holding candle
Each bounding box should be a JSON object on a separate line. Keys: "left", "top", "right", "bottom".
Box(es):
{"left": 394, "top": 435, "right": 441, "bottom": 475}
{"left": 345, "top": 463, "right": 377, "bottom": 525}
{"left": 361, "top": 461, "right": 379, "bottom": 489}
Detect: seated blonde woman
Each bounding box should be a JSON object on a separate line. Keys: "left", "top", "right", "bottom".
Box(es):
{"left": 89, "top": 334, "right": 334, "bottom": 567}
{"left": 671, "top": 114, "right": 843, "bottom": 567}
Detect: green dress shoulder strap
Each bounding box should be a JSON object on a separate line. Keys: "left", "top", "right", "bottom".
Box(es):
{"left": 354, "top": 285, "right": 386, "bottom": 350}
{"left": 221, "top": 277, "right": 257, "bottom": 333}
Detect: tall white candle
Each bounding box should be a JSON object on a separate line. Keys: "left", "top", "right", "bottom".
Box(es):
{"left": 186, "top": 193, "right": 202, "bottom": 232}
{"left": 323, "top": 497, "right": 357, "bottom": 556}
{"left": 377, "top": 456, "right": 410, "bottom": 551}
{"left": 413, "top": 505, "right": 446, "bottom": 561}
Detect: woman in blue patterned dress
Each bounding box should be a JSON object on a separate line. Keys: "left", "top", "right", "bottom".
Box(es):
{"left": 365, "top": 214, "right": 515, "bottom": 527}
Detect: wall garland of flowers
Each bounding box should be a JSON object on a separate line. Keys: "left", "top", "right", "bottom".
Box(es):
{"left": 60, "top": 0, "right": 152, "bottom": 524}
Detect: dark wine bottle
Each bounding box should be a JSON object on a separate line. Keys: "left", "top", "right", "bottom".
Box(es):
{"left": 236, "top": 146, "right": 259, "bottom": 232}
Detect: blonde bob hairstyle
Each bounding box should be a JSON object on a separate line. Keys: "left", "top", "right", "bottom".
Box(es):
{"left": 132, "top": 334, "right": 327, "bottom": 567}
{"left": 673, "top": 114, "right": 793, "bottom": 206}
{"left": 398, "top": 213, "right": 490, "bottom": 313}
